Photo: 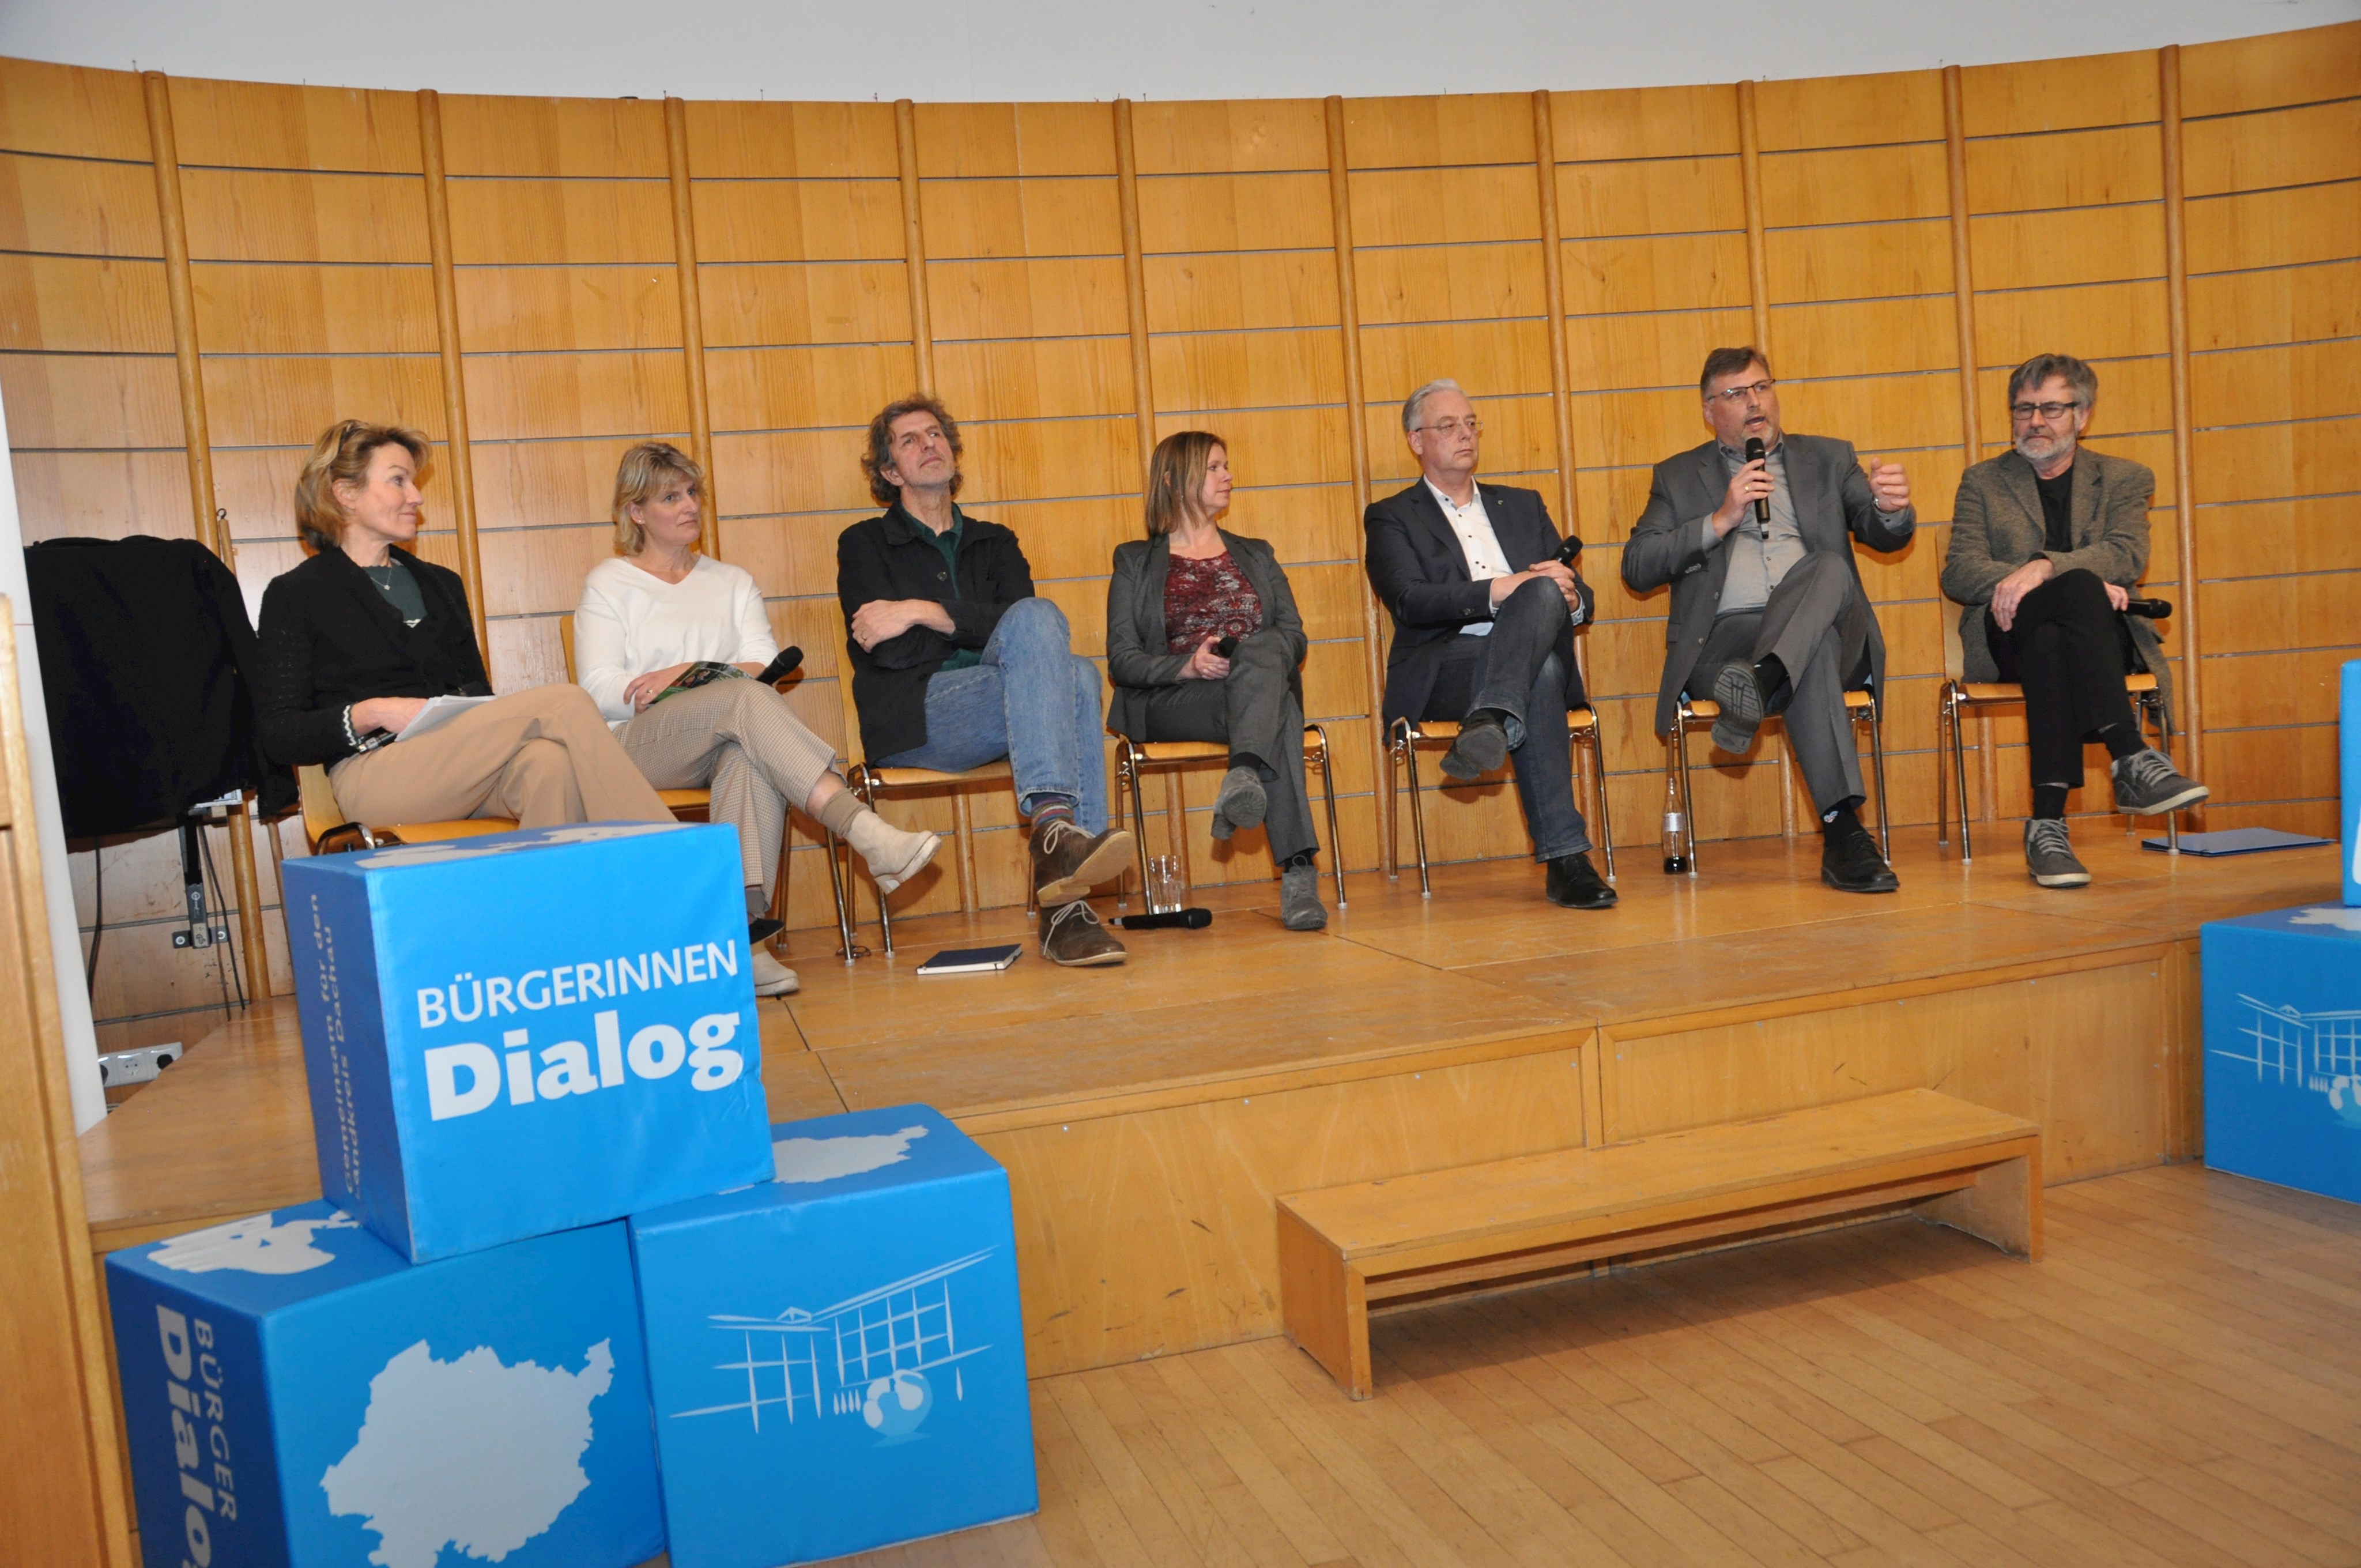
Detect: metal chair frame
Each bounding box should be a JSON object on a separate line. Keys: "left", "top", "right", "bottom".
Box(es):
{"left": 1387, "top": 707, "right": 1618, "bottom": 898}
{"left": 1668, "top": 684, "right": 1889, "bottom": 875}
{"left": 1937, "top": 672, "right": 2180, "bottom": 860}
{"left": 1111, "top": 725, "right": 1348, "bottom": 914}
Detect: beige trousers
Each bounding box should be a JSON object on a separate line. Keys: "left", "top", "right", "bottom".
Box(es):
{"left": 329, "top": 684, "right": 671, "bottom": 828}
{"left": 616, "top": 679, "right": 840, "bottom": 899}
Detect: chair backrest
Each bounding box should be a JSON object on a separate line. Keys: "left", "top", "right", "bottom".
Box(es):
{"left": 829, "top": 600, "right": 867, "bottom": 767}
{"left": 1940, "top": 597, "right": 1968, "bottom": 683}
{"left": 559, "top": 616, "right": 576, "bottom": 683}
{"left": 296, "top": 763, "right": 344, "bottom": 850}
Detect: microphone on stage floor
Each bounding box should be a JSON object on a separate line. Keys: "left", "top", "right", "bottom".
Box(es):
{"left": 1744, "top": 436, "right": 1769, "bottom": 526}
{"left": 756, "top": 646, "right": 805, "bottom": 685}
{"left": 2122, "top": 598, "right": 2173, "bottom": 620}
{"left": 1117, "top": 907, "right": 1212, "bottom": 930}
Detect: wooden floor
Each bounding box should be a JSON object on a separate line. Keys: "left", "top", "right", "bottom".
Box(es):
{"left": 855, "top": 1163, "right": 2361, "bottom": 1568}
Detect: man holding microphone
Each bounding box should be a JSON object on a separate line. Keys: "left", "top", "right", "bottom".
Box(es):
{"left": 1623, "top": 347, "right": 1915, "bottom": 893}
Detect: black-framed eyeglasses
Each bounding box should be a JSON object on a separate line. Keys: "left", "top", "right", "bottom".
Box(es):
{"left": 2009, "top": 400, "right": 2083, "bottom": 421}
{"left": 1706, "top": 378, "right": 1775, "bottom": 406}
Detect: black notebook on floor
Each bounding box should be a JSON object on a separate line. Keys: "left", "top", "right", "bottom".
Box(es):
{"left": 913, "top": 943, "right": 1024, "bottom": 976}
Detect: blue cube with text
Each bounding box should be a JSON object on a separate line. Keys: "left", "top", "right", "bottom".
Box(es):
{"left": 629, "top": 1105, "right": 1038, "bottom": 1568}
{"left": 284, "top": 822, "right": 774, "bottom": 1262}
{"left": 2342, "top": 659, "right": 2359, "bottom": 906}
{"left": 106, "top": 1204, "right": 664, "bottom": 1568}
{"left": 2203, "top": 902, "right": 2361, "bottom": 1204}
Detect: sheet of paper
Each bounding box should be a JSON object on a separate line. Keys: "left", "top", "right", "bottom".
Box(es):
{"left": 395, "top": 693, "right": 497, "bottom": 742}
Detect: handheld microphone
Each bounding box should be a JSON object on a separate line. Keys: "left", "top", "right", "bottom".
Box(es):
{"left": 1553, "top": 533, "right": 1584, "bottom": 567}
{"left": 2122, "top": 597, "right": 2173, "bottom": 620}
{"left": 1744, "top": 436, "right": 1770, "bottom": 525}
{"left": 756, "top": 646, "right": 805, "bottom": 685}
{"left": 1214, "top": 636, "right": 1239, "bottom": 658}
{"left": 1117, "top": 907, "right": 1212, "bottom": 931}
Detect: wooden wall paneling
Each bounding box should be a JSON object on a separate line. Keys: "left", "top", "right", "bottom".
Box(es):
{"left": 1326, "top": 95, "right": 1392, "bottom": 875}
{"left": 141, "top": 71, "right": 274, "bottom": 1005}
{"left": 1530, "top": 90, "right": 1579, "bottom": 538}
{"left": 895, "top": 99, "right": 935, "bottom": 394}
{"left": 1943, "top": 64, "right": 1995, "bottom": 823}
{"left": 1736, "top": 80, "right": 1772, "bottom": 353}
{"left": 1113, "top": 100, "right": 1156, "bottom": 493}
{"left": 2158, "top": 46, "right": 2207, "bottom": 794}
{"left": 0, "top": 613, "right": 137, "bottom": 1568}
{"left": 415, "top": 90, "right": 486, "bottom": 655}
{"left": 663, "top": 97, "right": 718, "bottom": 557}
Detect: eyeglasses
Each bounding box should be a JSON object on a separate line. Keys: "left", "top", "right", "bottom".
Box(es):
{"left": 1706, "top": 378, "right": 1775, "bottom": 406}
{"left": 1419, "top": 417, "right": 1482, "bottom": 438}
{"left": 2009, "top": 401, "right": 2083, "bottom": 421}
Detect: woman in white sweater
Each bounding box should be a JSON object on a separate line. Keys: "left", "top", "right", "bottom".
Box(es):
{"left": 575, "top": 442, "right": 938, "bottom": 996}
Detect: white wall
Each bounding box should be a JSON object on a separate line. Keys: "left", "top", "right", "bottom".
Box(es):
{"left": 7, "top": 0, "right": 2359, "bottom": 102}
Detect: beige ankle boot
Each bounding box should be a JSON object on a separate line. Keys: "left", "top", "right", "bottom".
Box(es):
{"left": 847, "top": 811, "right": 941, "bottom": 893}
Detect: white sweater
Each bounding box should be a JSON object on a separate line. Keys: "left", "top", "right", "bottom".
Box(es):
{"left": 572, "top": 555, "right": 779, "bottom": 726}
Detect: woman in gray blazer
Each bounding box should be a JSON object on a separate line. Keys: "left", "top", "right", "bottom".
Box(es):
{"left": 1106, "top": 431, "right": 1326, "bottom": 930}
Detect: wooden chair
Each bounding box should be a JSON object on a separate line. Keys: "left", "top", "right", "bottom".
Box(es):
{"left": 295, "top": 762, "right": 514, "bottom": 853}
{"left": 1670, "top": 683, "right": 1889, "bottom": 873}
{"left": 1112, "top": 726, "right": 1349, "bottom": 913}
{"left": 1934, "top": 606, "right": 2181, "bottom": 860}
{"left": 560, "top": 616, "right": 857, "bottom": 962}
{"left": 831, "top": 604, "right": 1027, "bottom": 958}
{"left": 1388, "top": 704, "right": 1617, "bottom": 897}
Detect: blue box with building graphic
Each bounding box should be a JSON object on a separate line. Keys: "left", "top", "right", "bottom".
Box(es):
{"left": 284, "top": 823, "right": 774, "bottom": 1263}
{"left": 105, "top": 1203, "right": 665, "bottom": 1568}
{"left": 2203, "top": 902, "right": 2361, "bottom": 1204}
{"left": 629, "top": 1105, "right": 1038, "bottom": 1568}
{"left": 2341, "top": 659, "right": 2358, "bottom": 906}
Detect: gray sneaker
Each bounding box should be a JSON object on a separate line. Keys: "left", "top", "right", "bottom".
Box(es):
{"left": 2023, "top": 819, "right": 2091, "bottom": 888}
{"left": 1280, "top": 862, "right": 1327, "bottom": 930}
{"left": 1212, "top": 764, "right": 1267, "bottom": 840}
{"left": 1709, "top": 663, "right": 1765, "bottom": 753}
{"left": 2111, "top": 748, "right": 2209, "bottom": 816}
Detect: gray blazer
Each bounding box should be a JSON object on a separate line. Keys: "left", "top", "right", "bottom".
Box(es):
{"left": 1621, "top": 432, "right": 1916, "bottom": 738}
{"left": 1104, "top": 530, "right": 1306, "bottom": 738}
{"left": 1942, "top": 446, "right": 2169, "bottom": 719}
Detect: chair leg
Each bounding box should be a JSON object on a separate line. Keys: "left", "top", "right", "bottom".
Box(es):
{"left": 1396, "top": 722, "right": 1433, "bottom": 898}
{"left": 1947, "top": 685, "right": 1976, "bottom": 864}
{"left": 1171, "top": 767, "right": 1193, "bottom": 907}
{"left": 1578, "top": 716, "right": 1616, "bottom": 882}
{"left": 1310, "top": 725, "right": 1346, "bottom": 910}
{"left": 854, "top": 772, "right": 897, "bottom": 958}
{"left": 1118, "top": 741, "right": 1150, "bottom": 913}
{"left": 824, "top": 828, "right": 858, "bottom": 964}
{"left": 1934, "top": 689, "right": 1951, "bottom": 850}
{"left": 1674, "top": 714, "right": 1701, "bottom": 876}
{"left": 2155, "top": 695, "right": 2181, "bottom": 854}
{"left": 1862, "top": 694, "right": 1892, "bottom": 861}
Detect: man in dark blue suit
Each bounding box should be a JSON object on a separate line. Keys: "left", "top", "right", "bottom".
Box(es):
{"left": 1363, "top": 379, "right": 1615, "bottom": 910}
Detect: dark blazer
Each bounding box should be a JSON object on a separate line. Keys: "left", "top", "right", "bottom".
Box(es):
{"left": 836, "top": 503, "right": 1035, "bottom": 761}
{"left": 1104, "top": 530, "right": 1306, "bottom": 738}
{"left": 1621, "top": 432, "right": 1915, "bottom": 738}
{"left": 1943, "top": 446, "right": 2170, "bottom": 719}
{"left": 253, "top": 545, "right": 490, "bottom": 767}
{"left": 1363, "top": 479, "right": 1593, "bottom": 728}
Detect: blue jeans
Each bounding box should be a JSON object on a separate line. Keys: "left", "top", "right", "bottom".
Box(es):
{"left": 873, "top": 597, "right": 1110, "bottom": 833}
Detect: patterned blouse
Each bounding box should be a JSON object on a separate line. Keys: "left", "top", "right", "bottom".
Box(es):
{"left": 1164, "top": 551, "right": 1264, "bottom": 653}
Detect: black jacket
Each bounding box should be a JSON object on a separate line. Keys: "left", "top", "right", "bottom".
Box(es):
{"left": 1103, "top": 530, "right": 1306, "bottom": 738}
{"left": 25, "top": 535, "right": 293, "bottom": 836}
{"left": 253, "top": 545, "right": 491, "bottom": 767}
{"left": 836, "top": 504, "right": 1034, "bottom": 761}
{"left": 1363, "top": 479, "right": 1593, "bottom": 726}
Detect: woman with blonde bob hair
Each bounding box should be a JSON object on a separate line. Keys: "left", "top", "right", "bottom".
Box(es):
{"left": 1104, "top": 430, "right": 1327, "bottom": 930}
{"left": 574, "top": 441, "right": 938, "bottom": 995}
{"left": 255, "top": 418, "right": 676, "bottom": 840}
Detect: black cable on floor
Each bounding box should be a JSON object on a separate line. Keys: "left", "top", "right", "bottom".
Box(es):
{"left": 85, "top": 838, "right": 102, "bottom": 1004}
{"left": 197, "top": 820, "right": 247, "bottom": 1015}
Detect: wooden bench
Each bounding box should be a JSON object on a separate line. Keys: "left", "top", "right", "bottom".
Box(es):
{"left": 1276, "top": 1088, "right": 2041, "bottom": 1398}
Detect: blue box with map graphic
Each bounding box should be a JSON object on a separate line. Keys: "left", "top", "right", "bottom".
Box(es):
{"left": 628, "top": 1104, "right": 1038, "bottom": 1568}
{"left": 2203, "top": 902, "right": 2361, "bottom": 1204}
{"left": 283, "top": 822, "right": 774, "bottom": 1263}
{"left": 105, "top": 1202, "right": 665, "bottom": 1568}
{"left": 2342, "top": 659, "right": 2359, "bottom": 906}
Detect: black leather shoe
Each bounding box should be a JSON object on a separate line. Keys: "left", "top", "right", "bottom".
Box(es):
{"left": 1440, "top": 713, "right": 1510, "bottom": 780}
{"left": 1545, "top": 851, "right": 1618, "bottom": 909}
{"left": 1821, "top": 821, "right": 1899, "bottom": 894}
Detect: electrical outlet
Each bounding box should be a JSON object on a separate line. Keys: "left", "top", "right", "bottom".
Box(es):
{"left": 98, "top": 1043, "right": 183, "bottom": 1087}
{"left": 172, "top": 924, "right": 233, "bottom": 949}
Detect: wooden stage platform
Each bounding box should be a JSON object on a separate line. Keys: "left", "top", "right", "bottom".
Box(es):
{"left": 81, "top": 830, "right": 2343, "bottom": 1379}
